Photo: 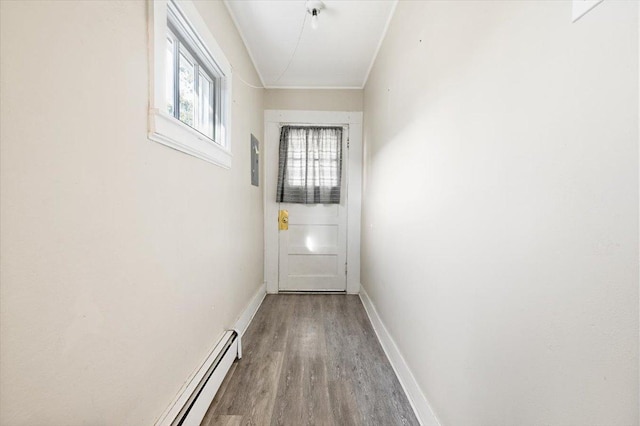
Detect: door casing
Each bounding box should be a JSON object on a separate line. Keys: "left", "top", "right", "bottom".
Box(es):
{"left": 264, "top": 110, "right": 363, "bottom": 294}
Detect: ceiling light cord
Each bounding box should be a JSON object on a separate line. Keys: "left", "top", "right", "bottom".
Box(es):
{"left": 273, "top": 11, "right": 308, "bottom": 84}
{"left": 232, "top": 66, "right": 264, "bottom": 89}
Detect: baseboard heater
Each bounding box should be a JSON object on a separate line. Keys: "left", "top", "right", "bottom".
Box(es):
{"left": 155, "top": 330, "right": 241, "bottom": 426}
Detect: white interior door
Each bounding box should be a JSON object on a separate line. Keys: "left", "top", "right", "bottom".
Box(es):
{"left": 278, "top": 129, "right": 348, "bottom": 292}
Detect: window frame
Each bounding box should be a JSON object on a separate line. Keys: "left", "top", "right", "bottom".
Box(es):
{"left": 148, "top": 0, "right": 232, "bottom": 168}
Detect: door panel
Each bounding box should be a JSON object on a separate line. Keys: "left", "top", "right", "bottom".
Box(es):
{"left": 288, "top": 254, "right": 337, "bottom": 275}
{"left": 288, "top": 225, "right": 338, "bottom": 248}
{"left": 278, "top": 130, "right": 347, "bottom": 292}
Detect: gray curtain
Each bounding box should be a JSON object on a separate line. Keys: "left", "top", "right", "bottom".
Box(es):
{"left": 276, "top": 126, "right": 343, "bottom": 204}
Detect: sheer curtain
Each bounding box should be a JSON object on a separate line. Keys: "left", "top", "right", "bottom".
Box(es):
{"left": 276, "top": 126, "right": 343, "bottom": 204}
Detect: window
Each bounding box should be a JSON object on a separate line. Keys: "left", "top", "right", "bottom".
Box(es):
{"left": 276, "top": 126, "right": 343, "bottom": 204}
{"left": 166, "top": 13, "right": 220, "bottom": 142}
{"left": 148, "top": 0, "right": 232, "bottom": 168}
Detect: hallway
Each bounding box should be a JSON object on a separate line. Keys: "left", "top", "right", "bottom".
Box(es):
{"left": 1, "top": 1, "right": 638, "bottom": 424}
{"left": 201, "top": 295, "right": 418, "bottom": 425}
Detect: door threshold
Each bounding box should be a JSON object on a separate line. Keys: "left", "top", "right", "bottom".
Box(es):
{"left": 277, "top": 290, "right": 347, "bottom": 295}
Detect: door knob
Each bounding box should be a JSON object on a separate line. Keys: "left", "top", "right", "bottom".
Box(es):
{"left": 279, "top": 209, "right": 289, "bottom": 231}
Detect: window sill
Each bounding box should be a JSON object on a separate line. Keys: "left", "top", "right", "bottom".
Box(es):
{"left": 148, "top": 109, "right": 232, "bottom": 168}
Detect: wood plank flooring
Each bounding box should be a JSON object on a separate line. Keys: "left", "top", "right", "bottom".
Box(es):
{"left": 201, "top": 295, "right": 419, "bottom": 426}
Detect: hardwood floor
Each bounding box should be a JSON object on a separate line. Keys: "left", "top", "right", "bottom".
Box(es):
{"left": 201, "top": 295, "right": 419, "bottom": 426}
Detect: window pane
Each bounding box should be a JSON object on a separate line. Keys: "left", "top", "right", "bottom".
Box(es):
{"left": 285, "top": 128, "right": 340, "bottom": 188}
{"left": 166, "top": 37, "right": 175, "bottom": 116}
{"left": 286, "top": 130, "right": 307, "bottom": 187}
{"left": 197, "top": 71, "right": 213, "bottom": 139}
{"left": 178, "top": 50, "right": 195, "bottom": 127}
{"left": 277, "top": 127, "right": 342, "bottom": 204}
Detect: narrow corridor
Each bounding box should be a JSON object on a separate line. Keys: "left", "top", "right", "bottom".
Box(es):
{"left": 202, "top": 295, "right": 418, "bottom": 425}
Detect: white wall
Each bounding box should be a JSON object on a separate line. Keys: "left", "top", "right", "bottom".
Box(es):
{"left": 264, "top": 89, "right": 363, "bottom": 112}
{"left": 362, "top": 1, "right": 639, "bottom": 425}
{"left": 0, "top": 1, "right": 264, "bottom": 424}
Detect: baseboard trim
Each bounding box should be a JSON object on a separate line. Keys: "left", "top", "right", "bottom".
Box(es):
{"left": 234, "top": 282, "right": 267, "bottom": 337}
{"left": 359, "top": 286, "right": 441, "bottom": 426}
{"left": 154, "top": 283, "right": 267, "bottom": 425}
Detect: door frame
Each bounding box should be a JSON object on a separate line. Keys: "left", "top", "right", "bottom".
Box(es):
{"left": 264, "top": 110, "right": 362, "bottom": 294}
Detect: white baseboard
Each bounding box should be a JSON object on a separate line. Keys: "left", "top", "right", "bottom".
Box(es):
{"left": 234, "top": 282, "right": 267, "bottom": 336}
{"left": 154, "top": 283, "right": 267, "bottom": 425}
{"left": 359, "top": 286, "right": 441, "bottom": 426}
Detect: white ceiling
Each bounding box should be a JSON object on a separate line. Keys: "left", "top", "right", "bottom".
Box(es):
{"left": 224, "top": 0, "right": 397, "bottom": 89}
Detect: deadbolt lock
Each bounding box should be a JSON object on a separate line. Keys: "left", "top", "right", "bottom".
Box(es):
{"left": 279, "top": 209, "right": 289, "bottom": 231}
